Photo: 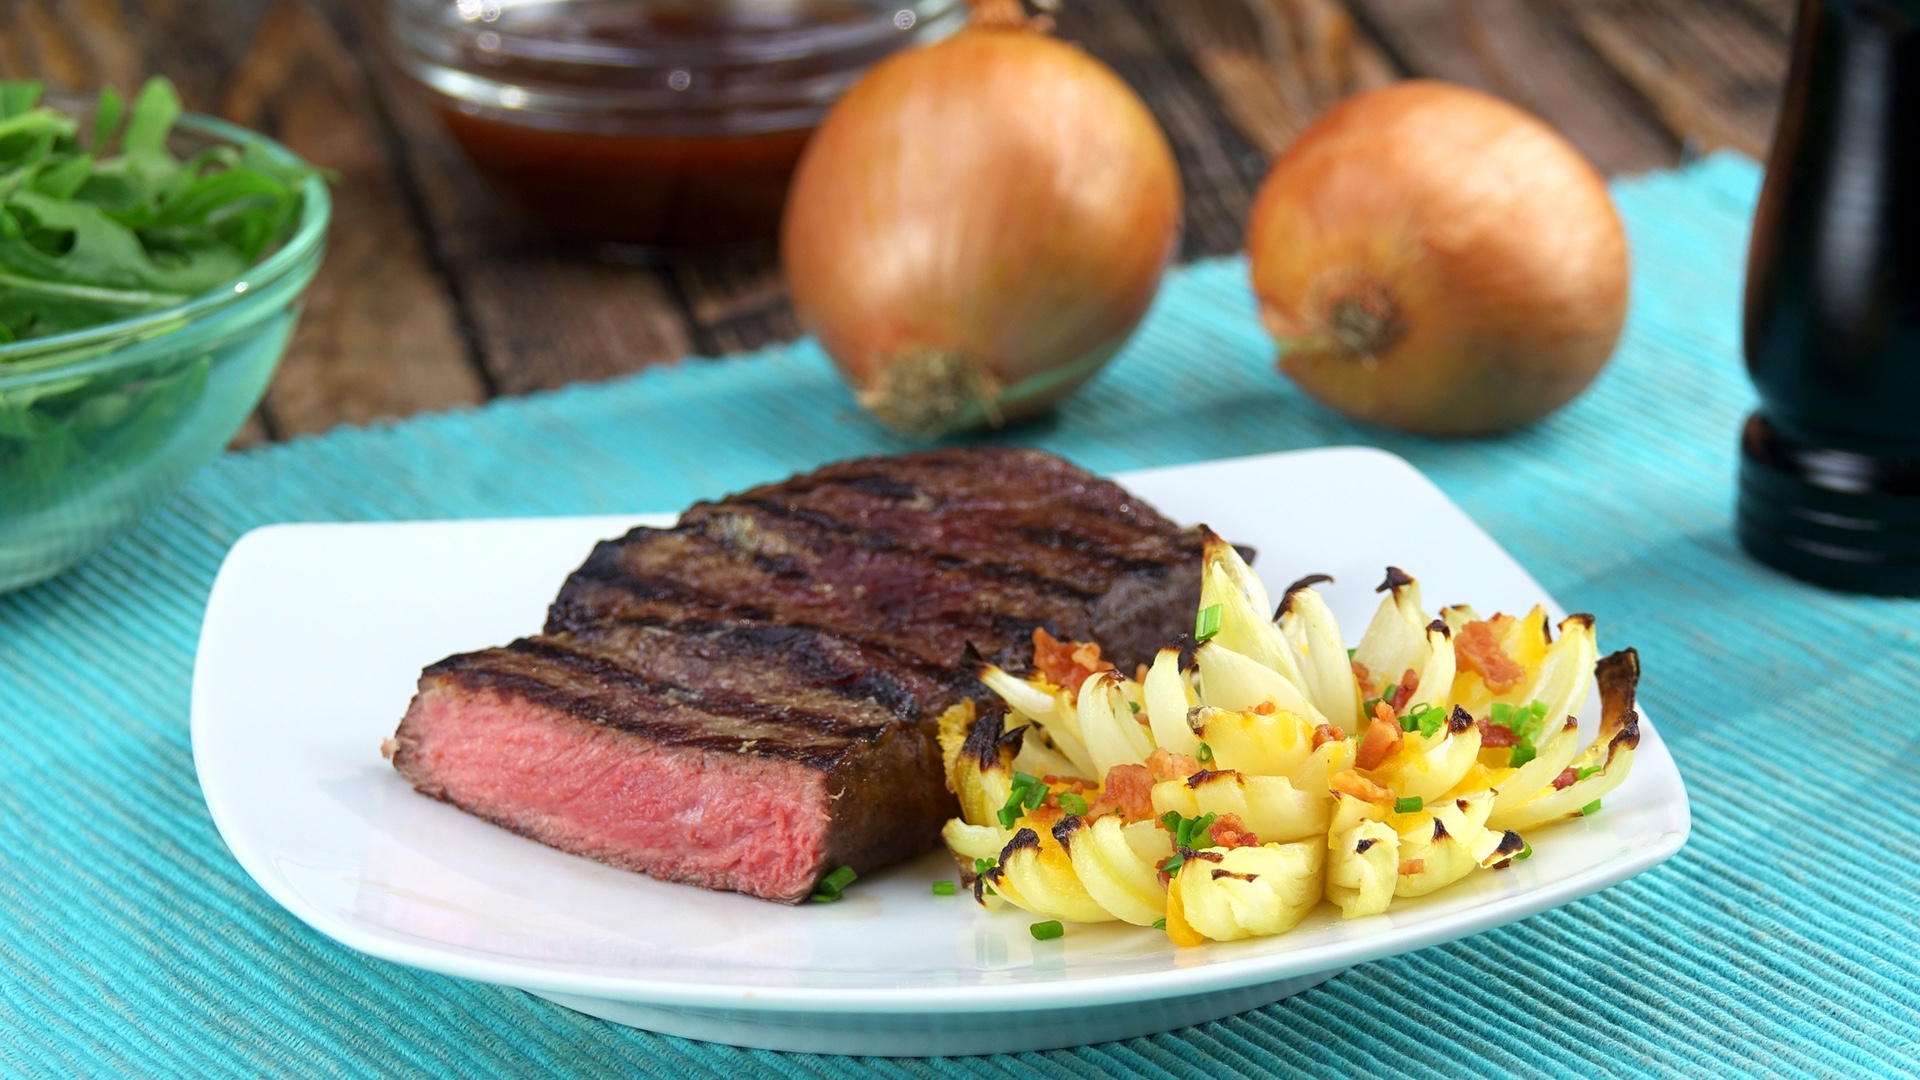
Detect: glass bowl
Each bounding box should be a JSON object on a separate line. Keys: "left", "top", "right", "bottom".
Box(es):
{"left": 388, "top": 0, "right": 967, "bottom": 254}
{"left": 0, "top": 112, "right": 329, "bottom": 594}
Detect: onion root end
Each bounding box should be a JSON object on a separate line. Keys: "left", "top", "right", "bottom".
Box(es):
{"left": 859, "top": 348, "right": 1006, "bottom": 439}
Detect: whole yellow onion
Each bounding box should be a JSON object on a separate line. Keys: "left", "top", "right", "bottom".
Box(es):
{"left": 1246, "top": 81, "right": 1629, "bottom": 436}
{"left": 782, "top": 1, "right": 1183, "bottom": 438}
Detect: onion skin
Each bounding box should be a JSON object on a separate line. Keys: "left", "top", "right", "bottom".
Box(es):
{"left": 1246, "top": 81, "right": 1629, "bottom": 436}
{"left": 782, "top": 20, "right": 1182, "bottom": 438}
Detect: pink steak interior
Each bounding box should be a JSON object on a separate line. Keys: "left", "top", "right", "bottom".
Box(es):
{"left": 399, "top": 684, "right": 833, "bottom": 903}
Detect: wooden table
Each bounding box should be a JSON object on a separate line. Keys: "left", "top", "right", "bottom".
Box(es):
{"left": 0, "top": 0, "right": 1793, "bottom": 444}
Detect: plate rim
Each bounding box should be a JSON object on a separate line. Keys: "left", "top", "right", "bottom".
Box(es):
{"left": 191, "top": 446, "right": 1692, "bottom": 1015}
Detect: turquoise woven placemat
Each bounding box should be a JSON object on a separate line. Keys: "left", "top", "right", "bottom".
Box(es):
{"left": 3, "top": 152, "right": 1916, "bottom": 1078}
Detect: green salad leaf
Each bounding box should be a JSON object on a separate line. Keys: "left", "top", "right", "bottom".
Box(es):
{"left": 0, "top": 77, "right": 316, "bottom": 343}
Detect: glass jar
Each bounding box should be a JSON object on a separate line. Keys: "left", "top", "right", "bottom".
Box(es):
{"left": 388, "top": 0, "right": 967, "bottom": 254}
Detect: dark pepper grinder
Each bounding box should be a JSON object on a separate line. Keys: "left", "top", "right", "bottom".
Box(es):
{"left": 1738, "top": 0, "right": 1920, "bottom": 594}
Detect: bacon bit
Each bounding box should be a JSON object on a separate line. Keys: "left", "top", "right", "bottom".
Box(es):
{"left": 1355, "top": 711, "right": 1403, "bottom": 771}
{"left": 1398, "top": 858, "right": 1426, "bottom": 877}
{"left": 1026, "top": 804, "right": 1064, "bottom": 826}
{"left": 1387, "top": 668, "right": 1419, "bottom": 712}
{"left": 1350, "top": 658, "right": 1373, "bottom": 694}
{"left": 1042, "top": 775, "right": 1098, "bottom": 794}
{"left": 1251, "top": 700, "right": 1277, "bottom": 715}
{"left": 1477, "top": 719, "right": 1519, "bottom": 748}
{"left": 1088, "top": 763, "right": 1154, "bottom": 820}
{"left": 1331, "top": 769, "right": 1396, "bottom": 805}
{"left": 1457, "top": 619, "right": 1526, "bottom": 692}
{"left": 1312, "top": 724, "right": 1346, "bottom": 750}
{"left": 1146, "top": 747, "right": 1202, "bottom": 783}
{"left": 1210, "top": 813, "right": 1259, "bottom": 849}
{"left": 1552, "top": 767, "right": 1581, "bottom": 790}
{"left": 1031, "top": 627, "right": 1114, "bottom": 696}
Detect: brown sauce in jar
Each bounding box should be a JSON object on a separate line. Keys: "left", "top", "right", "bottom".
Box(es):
{"left": 432, "top": 0, "right": 894, "bottom": 251}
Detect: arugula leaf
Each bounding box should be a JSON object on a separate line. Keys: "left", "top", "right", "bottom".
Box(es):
{"left": 120, "top": 77, "right": 181, "bottom": 158}
{"left": 0, "top": 82, "right": 43, "bottom": 121}
{"left": 91, "top": 85, "right": 123, "bottom": 152}
{"left": 0, "top": 76, "right": 316, "bottom": 343}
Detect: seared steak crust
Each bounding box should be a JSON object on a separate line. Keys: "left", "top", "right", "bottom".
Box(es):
{"left": 417, "top": 619, "right": 975, "bottom": 768}
{"left": 392, "top": 447, "right": 1208, "bottom": 902}
{"left": 548, "top": 447, "right": 1206, "bottom": 670}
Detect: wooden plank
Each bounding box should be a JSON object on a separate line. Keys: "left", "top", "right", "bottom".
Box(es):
{"left": 670, "top": 253, "right": 801, "bottom": 358}
{"left": 1347, "top": 0, "right": 1681, "bottom": 174}
{"left": 1560, "top": 0, "right": 1789, "bottom": 160}
{"left": 221, "top": 1, "right": 485, "bottom": 437}
{"left": 1147, "top": 0, "right": 1397, "bottom": 159}
{"left": 1055, "top": 0, "right": 1272, "bottom": 258}
{"left": 0, "top": 0, "right": 142, "bottom": 93}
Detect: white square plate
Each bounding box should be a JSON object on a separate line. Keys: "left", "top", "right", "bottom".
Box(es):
{"left": 191, "top": 447, "right": 1689, "bottom": 1056}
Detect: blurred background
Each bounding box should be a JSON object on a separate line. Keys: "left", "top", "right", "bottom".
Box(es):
{"left": 0, "top": 0, "right": 1793, "bottom": 446}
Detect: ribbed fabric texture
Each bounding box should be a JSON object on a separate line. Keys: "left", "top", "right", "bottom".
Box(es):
{"left": 2, "top": 153, "right": 1915, "bottom": 1078}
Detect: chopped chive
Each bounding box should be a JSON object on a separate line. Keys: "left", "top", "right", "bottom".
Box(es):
{"left": 1393, "top": 796, "right": 1424, "bottom": 814}
{"left": 1581, "top": 799, "right": 1602, "bottom": 816}
{"left": 1030, "top": 920, "right": 1065, "bottom": 941}
{"left": 1509, "top": 742, "right": 1538, "bottom": 769}
{"left": 1515, "top": 842, "right": 1534, "bottom": 861}
{"left": 974, "top": 857, "right": 997, "bottom": 875}
{"left": 809, "top": 865, "right": 857, "bottom": 902}
{"left": 1196, "top": 741, "right": 1214, "bottom": 764}
{"left": 1494, "top": 699, "right": 1551, "bottom": 745}
{"left": 931, "top": 880, "right": 956, "bottom": 896}
{"left": 1399, "top": 703, "right": 1446, "bottom": 738}
{"left": 1127, "top": 700, "right": 1141, "bottom": 714}
{"left": 1194, "top": 604, "right": 1223, "bottom": 644}
{"left": 1576, "top": 765, "right": 1602, "bottom": 782}
{"left": 1057, "top": 791, "right": 1089, "bottom": 815}
{"left": 1158, "top": 810, "right": 1216, "bottom": 877}
{"left": 1347, "top": 647, "right": 1357, "bottom": 658}
{"left": 998, "top": 772, "right": 1051, "bottom": 829}
{"left": 1153, "top": 918, "right": 1168, "bottom": 930}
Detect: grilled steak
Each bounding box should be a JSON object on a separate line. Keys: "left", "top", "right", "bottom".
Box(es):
{"left": 389, "top": 619, "right": 971, "bottom": 903}
{"left": 390, "top": 447, "right": 1209, "bottom": 903}
{"left": 548, "top": 447, "right": 1207, "bottom": 670}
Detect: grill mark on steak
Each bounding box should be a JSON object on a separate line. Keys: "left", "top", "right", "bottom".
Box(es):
{"left": 696, "top": 501, "right": 1113, "bottom": 600}
{"left": 546, "top": 522, "right": 1102, "bottom": 668}
{"left": 424, "top": 617, "right": 976, "bottom": 769}
{"left": 442, "top": 645, "right": 893, "bottom": 766}
{"left": 703, "top": 453, "right": 1200, "bottom": 585}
